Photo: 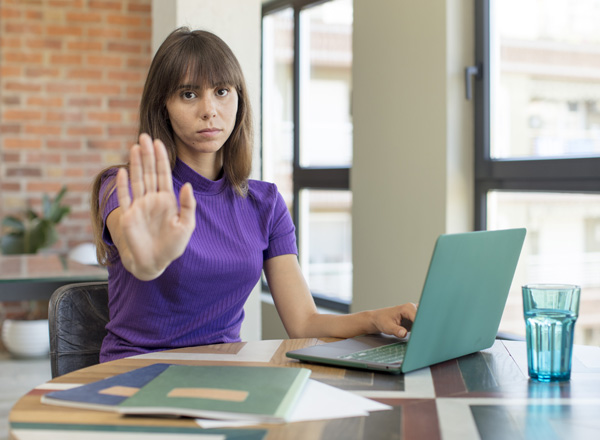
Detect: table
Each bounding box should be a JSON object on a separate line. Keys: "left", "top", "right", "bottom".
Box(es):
{"left": 0, "top": 254, "right": 108, "bottom": 302}
{"left": 9, "top": 338, "right": 600, "bottom": 439}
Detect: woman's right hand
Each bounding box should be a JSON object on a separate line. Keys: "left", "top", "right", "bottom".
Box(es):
{"left": 107, "top": 133, "right": 196, "bottom": 280}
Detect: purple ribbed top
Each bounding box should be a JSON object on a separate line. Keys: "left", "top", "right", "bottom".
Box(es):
{"left": 98, "top": 159, "right": 297, "bottom": 362}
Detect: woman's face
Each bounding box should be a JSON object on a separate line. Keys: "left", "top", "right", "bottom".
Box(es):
{"left": 165, "top": 78, "right": 239, "bottom": 158}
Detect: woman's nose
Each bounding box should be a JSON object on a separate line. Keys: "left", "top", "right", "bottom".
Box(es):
{"left": 199, "top": 96, "right": 217, "bottom": 120}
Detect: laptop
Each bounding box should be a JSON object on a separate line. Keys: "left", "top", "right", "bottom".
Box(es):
{"left": 286, "top": 228, "right": 526, "bottom": 374}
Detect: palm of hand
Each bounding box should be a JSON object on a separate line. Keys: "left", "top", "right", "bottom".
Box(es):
{"left": 119, "top": 190, "right": 192, "bottom": 269}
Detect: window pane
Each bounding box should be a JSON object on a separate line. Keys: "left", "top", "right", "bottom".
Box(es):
{"left": 488, "top": 191, "right": 600, "bottom": 345}
{"left": 490, "top": 0, "right": 600, "bottom": 159}
{"left": 262, "top": 8, "right": 294, "bottom": 209}
{"left": 299, "top": 189, "right": 352, "bottom": 302}
{"left": 299, "top": 0, "right": 353, "bottom": 167}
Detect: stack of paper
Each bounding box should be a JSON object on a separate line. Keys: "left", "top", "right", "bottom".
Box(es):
{"left": 41, "top": 363, "right": 391, "bottom": 425}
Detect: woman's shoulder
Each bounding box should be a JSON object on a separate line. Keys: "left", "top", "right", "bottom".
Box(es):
{"left": 247, "top": 179, "right": 278, "bottom": 197}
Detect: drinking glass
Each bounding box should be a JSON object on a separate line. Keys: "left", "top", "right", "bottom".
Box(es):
{"left": 522, "top": 284, "right": 581, "bottom": 382}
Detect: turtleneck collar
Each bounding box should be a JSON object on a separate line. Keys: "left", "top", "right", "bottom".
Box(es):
{"left": 172, "top": 158, "right": 228, "bottom": 195}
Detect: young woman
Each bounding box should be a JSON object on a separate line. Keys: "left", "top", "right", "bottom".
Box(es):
{"left": 91, "top": 27, "right": 417, "bottom": 362}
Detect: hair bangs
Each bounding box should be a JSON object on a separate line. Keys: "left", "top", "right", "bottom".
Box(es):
{"left": 172, "top": 35, "right": 243, "bottom": 95}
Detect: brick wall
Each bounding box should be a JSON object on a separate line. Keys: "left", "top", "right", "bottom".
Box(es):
{"left": 0, "top": 0, "right": 152, "bottom": 252}
{"left": 0, "top": 0, "right": 152, "bottom": 333}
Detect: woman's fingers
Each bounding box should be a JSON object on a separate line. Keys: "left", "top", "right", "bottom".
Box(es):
{"left": 154, "top": 138, "right": 174, "bottom": 194}
{"left": 116, "top": 167, "right": 131, "bottom": 211}
{"left": 139, "top": 133, "right": 157, "bottom": 193}
{"left": 129, "top": 144, "right": 144, "bottom": 200}
{"left": 178, "top": 182, "right": 197, "bottom": 230}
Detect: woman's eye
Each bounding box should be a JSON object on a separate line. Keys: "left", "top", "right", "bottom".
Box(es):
{"left": 182, "top": 91, "right": 197, "bottom": 100}
{"left": 216, "top": 88, "right": 229, "bottom": 97}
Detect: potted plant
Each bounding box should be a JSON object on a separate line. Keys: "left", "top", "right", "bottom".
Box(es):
{"left": 0, "top": 186, "right": 70, "bottom": 358}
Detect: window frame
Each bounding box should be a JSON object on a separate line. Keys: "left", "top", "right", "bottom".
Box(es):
{"left": 262, "top": 0, "right": 351, "bottom": 312}
{"left": 473, "top": 0, "right": 600, "bottom": 231}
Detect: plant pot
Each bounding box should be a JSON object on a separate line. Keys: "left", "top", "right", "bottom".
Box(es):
{"left": 1, "top": 319, "right": 50, "bottom": 358}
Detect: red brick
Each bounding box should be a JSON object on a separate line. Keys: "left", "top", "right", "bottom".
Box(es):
{"left": 66, "top": 126, "right": 104, "bottom": 136}
{"left": 126, "top": 56, "right": 150, "bottom": 69}
{"left": 4, "top": 52, "right": 44, "bottom": 63}
{"left": 25, "top": 39, "right": 63, "bottom": 50}
{"left": 2, "top": 110, "right": 43, "bottom": 121}
{"left": 86, "top": 83, "right": 121, "bottom": 94}
{"left": 27, "top": 182, "right": 63, "bottom": 193}
{"left": 26, "top": 96, "right": 64, "bottom": 107}
{"left": 88, "top": 112, "right": 122, "bottom": 123}
{"left": 67, "top": 153, "right": 102, "bottom": 163}
{"left": 89, "top": 1, "right": 122, "bottom": 11}
{"left": 6, "top": 168, "right": 42, "bottom": 177}
{"left": 128, "top": 4, "right": 151, "bottom": 14}
{"left": 2, "top": 96, "right": 21, "bottom": 106}
{"left": 0, "top": 36, "right": 22, "bottom": 49}
{"left": 25, "top": 10, "right": 44, "bottom": 20}
{"left": 4, "top": 81, "right": 43, "bottom": 92}
{"left": 107, "top": 14, "right": 142, "bottom": 26}
{"left": 66, "top": 11, "right": 103, "bottom": 22}
{"left": 0, "top": 66, "right": 22, "bottom": 76}
{"left": 108, "top": 70, "right": 143, "bottom": 82}
{"left": 66, "top": 69, "right": 103, "bottom": 80}
{"left": 108, "top": 125, "right": 137, "bottom": 137}
{"left": 25, "top": 125, "right": 63, "bottom": 135}
{"left": 0, "top": 124, "right": 21, "bottom": 134}
{"left": 125, "top": 85, "right": 144, "bottom": 95}
{"left": 3, "top": 138, "right": 43, "bottom": 149}
{"left": 87, "top": 28, "right": 122, "bottom": 38}
{"left": 48, "top": 0, "right": 85, "bottom": 7}
{"left": 106, "top": 41, "right": 141, "bottom": 53}
{"left": 4, "top": 23, "right": 44, "bottom": 35}
{"left": 50, "top": 53, "right": 82, "bottom": 64}
{"left": 46, "top": 25, "right": 84, "bottom": 37}
{"left": 46, "top": 140, "right": 82, "bottom": 150}
{"left": 87, "top": 139, "right": 122, "bottom": 150}
{"left": 88, "top": 54, "right": 122, "bottom": 67}
{"left": 25, "top": 66, "right": 61, "bottom": 78}
{"left": 68, "top": 97, "right": 102, "bottom": 107}
{"left": 1, "top": 182, "right": 22, "bottom": 191}
{"left": 127, "top": 29, "right": 151, "bottom": 40}
{"left": 46, "top": 82, "right": 84, "bottom": 93}
{"left": 108, "top": 98, "right": 139, "bottom": 109}
{"left": 2, "top": 152, "right": 21, "bottom": 161}
{"left": 67, "top": 41, "right": 103, "bottom": 51}
{"left": 46, "top": 111, "right": 84, "bottom": 123}
{"left": 26, "top": 153, "right": 61, "bottom": 163}
{"left": 0, "top": 8, "right": 22, "bottom": 19}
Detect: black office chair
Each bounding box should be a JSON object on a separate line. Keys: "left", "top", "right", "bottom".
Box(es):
{"left": 48, "top": 281, "right": 109, "bottom": 378}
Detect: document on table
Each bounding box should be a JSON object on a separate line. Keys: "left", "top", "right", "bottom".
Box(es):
{"left": 195, "top": 379, "right": 391, "bottom": 428}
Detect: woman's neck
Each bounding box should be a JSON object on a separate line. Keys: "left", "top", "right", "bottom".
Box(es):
{"left": 176, "top": 150, "right": 223, "bottom": 181}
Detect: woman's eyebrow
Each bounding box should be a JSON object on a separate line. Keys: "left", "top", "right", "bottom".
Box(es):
{"left": 176, "top": 84, "right": 199, "bottom": 90}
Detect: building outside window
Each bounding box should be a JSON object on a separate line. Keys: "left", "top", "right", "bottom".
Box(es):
{"left": 475, "top": 0, "right": 600, "bottom": 345}
{"left": 262, "top": 0, "right": 353, "bottom": 310}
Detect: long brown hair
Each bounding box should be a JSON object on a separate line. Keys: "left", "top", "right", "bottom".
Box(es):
{"left": 90, "top": 28, "right": 254, "bottom": 266}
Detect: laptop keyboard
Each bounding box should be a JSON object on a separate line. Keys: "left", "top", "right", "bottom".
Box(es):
{"left": 338, "top": 342, "right": 407, "bottom": 364}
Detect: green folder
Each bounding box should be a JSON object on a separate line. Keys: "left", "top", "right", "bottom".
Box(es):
{"left": 118, "top": 365, "right": 311, "bottom": 423}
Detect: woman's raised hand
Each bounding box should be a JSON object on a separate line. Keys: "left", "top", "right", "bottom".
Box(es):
{"left": 113, "top": 133, "right": 196, "bottom": 280}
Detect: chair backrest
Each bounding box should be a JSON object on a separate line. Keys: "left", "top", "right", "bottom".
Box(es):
{"left": 48, "top": 281, "right": 109, "bottom": 378}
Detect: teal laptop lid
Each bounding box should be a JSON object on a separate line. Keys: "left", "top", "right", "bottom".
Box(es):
{"left": 287, "top": 228, "right": 527, "bottom": 373}
{"left": 401, "top": 228, "right": 526, "bottom": 372}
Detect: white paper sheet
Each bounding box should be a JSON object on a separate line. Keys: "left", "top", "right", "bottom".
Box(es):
{"left": 195, "top": 378, "right": 391, "bottom": 428}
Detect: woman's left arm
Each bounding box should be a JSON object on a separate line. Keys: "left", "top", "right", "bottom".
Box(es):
{"left": 264, "top": 254, "right": 417, "bottom": 339}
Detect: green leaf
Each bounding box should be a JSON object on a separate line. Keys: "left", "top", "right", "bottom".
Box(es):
{"left": 1, "top": 216, "right": 25, "bottom": 232}
{"left": 0, "top": 234, "right": 28, "bottom": 255}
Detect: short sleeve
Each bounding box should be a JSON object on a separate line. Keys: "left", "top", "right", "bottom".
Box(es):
{"left": 264, "top": 188, "right": 298, "bottom": 260}
{"left": 98, "top": 169, "right": 120, "bottom": 246}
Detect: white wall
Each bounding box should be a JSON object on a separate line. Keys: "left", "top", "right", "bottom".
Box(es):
{"left": 152, "top": 0, "right": 475, "bottom": 338}
{"left": 151, "top": 0, "right": 263, "bottom": 341}
{"left": 351, "top": 0, "right": 474, "bottom": 312}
